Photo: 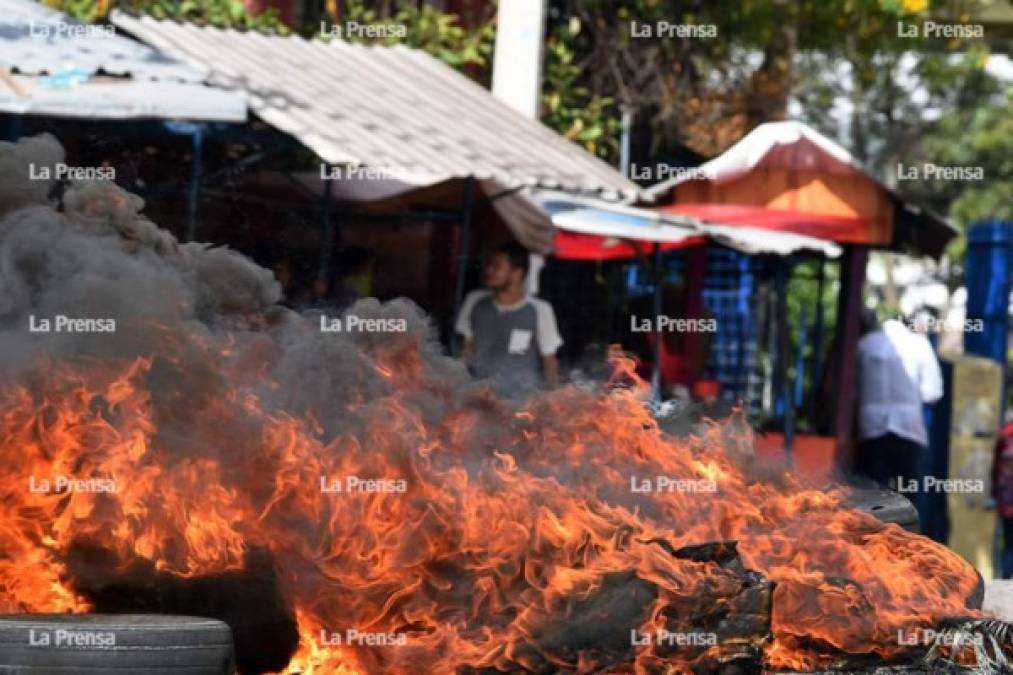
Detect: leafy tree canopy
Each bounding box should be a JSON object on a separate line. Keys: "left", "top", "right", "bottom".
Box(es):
{"left": 44, "top": 0, "right": 287, "bottom": 29}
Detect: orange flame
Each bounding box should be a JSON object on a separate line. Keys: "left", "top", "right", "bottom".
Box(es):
{"left": 0, "top": 324, "right": 983, "bottom": 673}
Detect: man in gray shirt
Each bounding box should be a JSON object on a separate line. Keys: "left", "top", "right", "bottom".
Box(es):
{"left": 455, "top": 243, "right": 562, "bottom": 398}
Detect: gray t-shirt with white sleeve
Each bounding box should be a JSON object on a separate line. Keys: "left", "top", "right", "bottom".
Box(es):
{"left": 455, "top": 290, "right": 563, "bottom": 398}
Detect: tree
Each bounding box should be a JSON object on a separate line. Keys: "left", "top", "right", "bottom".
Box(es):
{"left": 910, "top": 84, "right": 1013, "bottom": 259}
{"left": 43, "top": 0, "right": 288, "bottom": 29}
{"left": 337, "top": 2, "right": 494, "bottom": 77}
{"left": 41, "top": 0, "right": 495, "bottom": 72}
{"left": 541, "top": 0, "right": 1003, "bottom": 165}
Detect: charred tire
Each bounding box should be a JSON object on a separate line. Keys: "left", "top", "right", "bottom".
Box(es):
{"left": 0, "top": 614, "right": 235, "bottom": 674}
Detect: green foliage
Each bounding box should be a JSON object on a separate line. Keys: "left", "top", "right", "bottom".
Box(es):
{"left": 892, "top": 44, "right": 1011, "bottom": 260}
{"left": 337, "top": 2, "right": 494, "bottom": 76}
{"left": 43, "top": 0, "right": 287, "bottom": 30}
{"left": 924, "top": 87, "right": 1013, "bottom": 251}
{"left": 786, "top": 259, "right": 840, "bottom": 427}
{"left": 545, "top": 0, "right": 999, "bottom": 165}
{"left": 779, "top": 6, "right": 1005, "bottom": 269}
{"left": 541, "top": 20, "right": 619, "bottom": 158}
{"left": 41, "top": 0, "right": 495, "bottom": 73}
{"left": 42, "top": 0, "right": 103, "bottom": 22}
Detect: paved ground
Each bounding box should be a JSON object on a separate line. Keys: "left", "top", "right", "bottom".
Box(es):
{"left": 984, "top": 580, "right": 1013, "bottom": 621}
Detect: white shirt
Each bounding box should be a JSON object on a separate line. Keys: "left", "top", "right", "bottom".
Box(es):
{"left": 857, "top": 319, "right": 943, "bottom": 446}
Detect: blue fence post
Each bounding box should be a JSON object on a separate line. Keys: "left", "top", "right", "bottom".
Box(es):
{"left": 965, "top": 220, "right": 1012, "bottom": 384}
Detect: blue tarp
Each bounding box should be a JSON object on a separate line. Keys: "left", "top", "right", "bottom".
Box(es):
{"left": 965, "top": 221, "right": 1013, "bottom": 368}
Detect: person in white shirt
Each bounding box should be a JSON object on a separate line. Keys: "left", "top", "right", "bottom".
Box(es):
{"left": 455, "top": 243, "right": 562, "bottom": 398}
{"left": 855, "top": 309, "right": 943, "bottom": 489}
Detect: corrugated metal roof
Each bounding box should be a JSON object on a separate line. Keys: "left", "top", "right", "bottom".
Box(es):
{"left": 700, "top": 223, "right": 841, "bottom": 258}
{"left": 0, "top": 0, "right": 246, "bottom": 122}
{"left": 0, "top": 0, "right": 205, "bottom": 80}
{"left": 111, "top": 12, "right": 642, "bottom": 201}
{"left": 0, "top": 73, "right": 247, "bottom": 121}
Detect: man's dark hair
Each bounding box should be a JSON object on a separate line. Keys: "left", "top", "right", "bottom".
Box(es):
{"left": 493, "top": 242, "right": 530, "bottom": 278}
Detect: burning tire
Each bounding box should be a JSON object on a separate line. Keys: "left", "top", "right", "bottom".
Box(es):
{"left": 0, "top": 615, "right": 234, "bottom": 674}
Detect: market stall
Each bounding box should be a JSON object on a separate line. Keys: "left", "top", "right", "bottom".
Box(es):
{"left": 541, "top": 121, "right": 956, "bottom": 473}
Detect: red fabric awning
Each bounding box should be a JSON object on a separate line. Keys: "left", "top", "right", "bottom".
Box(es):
{"left": 553, "top": 230, "right": 706, "bottom": 261}
{"left": 661, "top": 203, "right": 875, "bottom": 245}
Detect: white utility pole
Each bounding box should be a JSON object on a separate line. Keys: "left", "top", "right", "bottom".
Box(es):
{"left": 491, "top": 0, "right": 547, "bottom": 119}
{"left": 491, "top": 0, "right": 548, "bottom": 295}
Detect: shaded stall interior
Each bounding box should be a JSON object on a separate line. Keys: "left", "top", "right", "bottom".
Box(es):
{"left": 1, "top": 112, "right": 958, "bottom": 488}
